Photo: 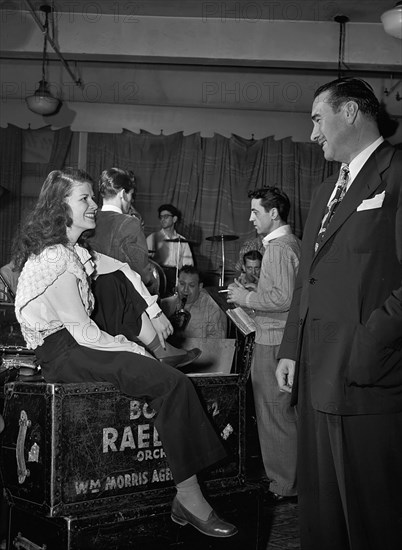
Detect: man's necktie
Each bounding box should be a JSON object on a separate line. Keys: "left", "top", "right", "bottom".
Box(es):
{"left": 315, "top": 165, "right": 350, "bottom": 252}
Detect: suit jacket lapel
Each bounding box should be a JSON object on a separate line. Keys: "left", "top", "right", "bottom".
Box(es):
{"left": 313, "top": 142, "right": 394, "bottom": 261}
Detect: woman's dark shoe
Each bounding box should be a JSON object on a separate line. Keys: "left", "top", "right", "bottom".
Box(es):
{"left": 171, "top": 496, "right": 238, "bottom": 538}
{"left": 162, "top": 348, "right": 201, "bottom": 369}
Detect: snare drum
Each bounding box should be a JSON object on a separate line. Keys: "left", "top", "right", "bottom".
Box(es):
{"left": 149, "top": 259, "right": 167, "bottom": 297}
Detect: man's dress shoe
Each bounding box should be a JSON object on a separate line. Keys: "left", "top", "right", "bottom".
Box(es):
{"left": 171, "top": 496, "right": 238, "bottom": 538}
{"left": 162, "top": 348, "right": 201, "bottom": 369}
{"left": 268, "top": 492, "right": 298, "bottom": 504}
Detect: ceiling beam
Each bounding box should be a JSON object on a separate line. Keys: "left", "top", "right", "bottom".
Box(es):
{"left": 1, "top": 12, "right": 401, "bottom": 74}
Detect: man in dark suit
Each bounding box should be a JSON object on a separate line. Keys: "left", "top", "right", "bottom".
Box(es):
{"left": 87, "top": 167, "right": 200, "bottom": 367}
{"left": 89, "top": 168, "right": 157, "bottom": 291}
{"left": 277, "top": 78, "right": 402, "bottom": 550}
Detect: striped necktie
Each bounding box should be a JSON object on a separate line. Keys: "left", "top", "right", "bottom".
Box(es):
{"left": 315, "top": 165, "right": 350, "bottom": 252}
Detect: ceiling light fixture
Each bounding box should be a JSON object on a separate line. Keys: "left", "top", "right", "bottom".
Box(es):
{"left": 381, "top": 2, "right": 402, "bottom": 39}
{"left": 25, "top": 5, "right": 61, "bottom": 116}
{"left": 334, "top": 15, "right": 349, "bottom": 79}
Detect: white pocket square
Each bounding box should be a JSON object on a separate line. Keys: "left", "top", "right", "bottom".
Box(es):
{"left": 356, "top": 191, "right": 385, "bottom": 211}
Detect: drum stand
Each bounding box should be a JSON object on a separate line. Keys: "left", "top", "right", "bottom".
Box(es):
{"left": 206, "top": 234, "right": 239, "bottom": 287}
{"left": 163, "top": 236, "right": 192, "bottom": 293}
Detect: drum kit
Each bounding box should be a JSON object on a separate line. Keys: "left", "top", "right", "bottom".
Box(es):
{"left": 148, "top": 233, "right": 239, "bottom": 290}
{"left": 148, "top": 236, "right": 194, "bottom": 296}
{"left": 206, "top": 234, "right": 239, "bottom": 287}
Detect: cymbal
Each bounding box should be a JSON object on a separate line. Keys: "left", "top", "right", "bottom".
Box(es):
{"left": 164, "top": 238, "right": 193, "bottom": 243}
{"left": 206, "top": 234, "right": 239, "bottom": 242}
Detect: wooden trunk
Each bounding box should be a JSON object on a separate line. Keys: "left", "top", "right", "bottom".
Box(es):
{"left": 6, "top": 483, "right": 263, "bottom": 550}
{"left": 1, "top": 373, "right": 246, "bottom": 517}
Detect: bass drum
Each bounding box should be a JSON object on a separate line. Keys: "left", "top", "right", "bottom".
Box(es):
{"left": 148, "top": 259, "right": 167, "bottom": 298}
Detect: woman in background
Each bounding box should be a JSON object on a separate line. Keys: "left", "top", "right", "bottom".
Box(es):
{"left": 12, "top": 168, "right": 237, "bottom": 539}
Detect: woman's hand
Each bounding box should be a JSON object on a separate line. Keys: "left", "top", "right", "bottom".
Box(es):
{"left": 150, "top": 313, "right": 174, "bottom": 348}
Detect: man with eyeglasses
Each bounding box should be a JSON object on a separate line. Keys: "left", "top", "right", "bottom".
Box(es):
{"left": 147, "top": 204, "right": 194, "bottom": 296}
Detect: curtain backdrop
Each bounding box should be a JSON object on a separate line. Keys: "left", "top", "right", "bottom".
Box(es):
{"left": 88, "top": 130, "right": 338, "bottom": 279}
{"left": 0, "top": 126, "right": 73, "bottom": 267}
{"left": 0, "top": 125, "right": 23, "bottom": 267}
{"left": 47, "top": 127, "right": 73, "bottom": 173}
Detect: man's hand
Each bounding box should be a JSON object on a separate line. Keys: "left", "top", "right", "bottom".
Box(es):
{"left": 150, "top": 313, "right": 173, "bottom": 348}
{"left": 227, "top": 279, "right": 250, "bottom": 305}
{"left": 276, "top": 358, "right": 296, "bottom": 394}
{"left": 244, "top": 282, "right": 258, "bottom": 291}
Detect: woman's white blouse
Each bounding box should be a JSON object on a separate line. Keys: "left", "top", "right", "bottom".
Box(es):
{"left": 15, "top": 244, "right": 147, "bottom": 356}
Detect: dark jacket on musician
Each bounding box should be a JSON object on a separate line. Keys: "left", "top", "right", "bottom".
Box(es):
{"left": 88, "top": 210, "right": 154, "bottom": 288}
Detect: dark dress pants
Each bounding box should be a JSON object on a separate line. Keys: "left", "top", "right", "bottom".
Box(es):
{"left": 35, "top": 329, "right": 226, "bottom": 484}
{"left": 297, "top": 338, "right": 402, "bottom": 550}
{"left": 91, "top": 271, "right": 146, "bottom": 341}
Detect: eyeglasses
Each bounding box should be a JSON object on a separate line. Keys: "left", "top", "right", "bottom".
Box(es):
{"left": 159, "top": 214, "right": 173, "bottom": 220}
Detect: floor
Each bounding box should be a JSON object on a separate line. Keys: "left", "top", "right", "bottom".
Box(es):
{"left": 261, "top": 490, "right": 300, "bottom": 550}
{"left": 245, "top": 395, "right": 300, "bottom": 550}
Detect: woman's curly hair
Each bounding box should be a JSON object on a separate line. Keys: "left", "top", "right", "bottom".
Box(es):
{"left": 13, "top": 168, "right": 95, "bottom": 271}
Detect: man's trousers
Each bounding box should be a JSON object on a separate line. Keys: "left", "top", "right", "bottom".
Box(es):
{"left": 251, "top": 342, "right": 297, "bottom": 496}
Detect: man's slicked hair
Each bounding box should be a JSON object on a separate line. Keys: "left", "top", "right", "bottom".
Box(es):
{"left": 248, "top": 186, "right": 291, "bottom": 223}
{"left": 243, "top": 250, "right": 263, "bottom": 263}
{"left": 314, "top": 78, "right": 379, "bottom": 121}
{"left": 99, "top": 168, "right": 136, "bottom": 199}
{"left": 178, "top": 264, "right": 202, "bottom": 282}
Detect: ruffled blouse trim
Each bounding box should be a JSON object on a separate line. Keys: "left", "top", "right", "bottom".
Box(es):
{"left": 15, "top": 244, "right": 94, "bottom": 348}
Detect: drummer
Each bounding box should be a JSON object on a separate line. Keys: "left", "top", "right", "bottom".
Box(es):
{"left": 146, "top": 204, "right": 194, "bottom": 296}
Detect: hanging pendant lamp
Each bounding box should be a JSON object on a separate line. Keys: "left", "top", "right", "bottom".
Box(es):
{"left": 25, "top": 5, "right": 61, "bottom": 116}
{"left": 381, "top": 2, "right": 402, "bottom": 39}
{"left": 334, "top": 15, "right": 349, "bottom": 79}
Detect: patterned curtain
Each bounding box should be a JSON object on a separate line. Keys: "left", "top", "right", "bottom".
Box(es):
{"left": 0, "top": 126, "right": 73, "bottom": 268}
{"left": 0, "top": 125, "right": 22, "bottom": 267}
{"left": 87, "top": 131, "right": 339, "bottom": 282}
{"left": 47, "top": 127, "right": 73, "bottom": 173}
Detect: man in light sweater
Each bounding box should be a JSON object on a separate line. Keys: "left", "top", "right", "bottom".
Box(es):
{"left": 227, "top": 187, "right": 301, "bottom": 501}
